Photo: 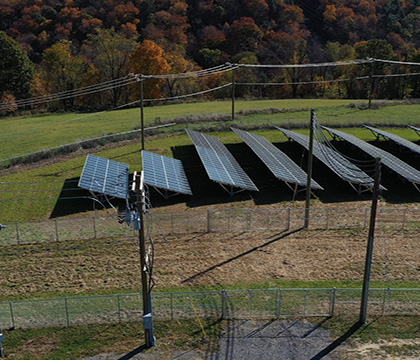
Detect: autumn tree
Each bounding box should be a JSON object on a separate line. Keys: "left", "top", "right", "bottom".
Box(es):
{"left": 40, "top": 40, "right": 88, "bottom": 109}
{"left": 227, "top": 17, "right": 263, "bottom": 55}
{"left": 83, "top": 28, "right": 137, "bottom": 106}
{"left": 129, "top": 40, "right": 171, "bottom": 99}
{"left": 0, "top": 31, "right": 34, "bottom": 102}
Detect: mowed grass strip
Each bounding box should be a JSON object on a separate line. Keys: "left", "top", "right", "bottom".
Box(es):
{"left": 3, "top": 98, "right": 420, "bottom": 161}
{"left": 2, "top": 315, "right": 419, "bottom": 360}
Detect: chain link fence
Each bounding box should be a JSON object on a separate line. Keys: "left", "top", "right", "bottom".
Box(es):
{"left": 0, "top": 288, "right": 419, "bottom": 330}
{"left": 1, "top": 207, "right": 420, "bottom": 246}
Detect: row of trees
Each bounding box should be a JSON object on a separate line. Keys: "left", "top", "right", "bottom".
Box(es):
{"left": 2, "top": 0, "right": 420, "bottom": 114}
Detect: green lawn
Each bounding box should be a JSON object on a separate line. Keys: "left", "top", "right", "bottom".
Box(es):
{"left": 3, "top": 98, "right": 420, "bottom": 162}
{"left": 2, "top": 99, "right": 420, "bottom": 222}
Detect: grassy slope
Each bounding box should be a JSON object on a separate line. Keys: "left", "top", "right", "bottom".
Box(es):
{"left": 2, "top": 98, "right": 420, "bottom": 223}
{"left": 3, "top": 99, "right": 420, "bottom": 161}
{"left": 0, "top": 100, "right": 418, "bottom": 223}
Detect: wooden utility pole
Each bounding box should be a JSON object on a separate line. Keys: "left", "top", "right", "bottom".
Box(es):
{"left": 368, "top": 61, "right": 375, "bottom": 109}
{"left": 231, "top": 68, "right": 236, "bottom": 121}
{"left": 304, "top": 109, "right": 315, "bottom": 229}
{"left": 136, "top": 172, "right": 155, "bottom": 347}
{"left": 359, "top": 158, "right": 381, "bottom": 324}
{"left": 140, "top": 77, "right": 145, "bottom": 151}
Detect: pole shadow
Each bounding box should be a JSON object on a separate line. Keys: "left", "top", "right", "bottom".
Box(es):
{"left": 182, "top": 227, "right": 303, "bottom": 284}
{"left": 117, "top": 344, "right": 149, "bottom": 360}
{"left": 310, "top": 321, "right": 362, "bottom": 360}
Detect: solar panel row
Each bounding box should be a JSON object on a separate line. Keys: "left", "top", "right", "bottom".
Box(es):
{"left": 323, "top": 126, "right": 420, "bottom": 185}
{"left": 276, "top": 127, "right": 375, "bottom": 190}
{"left": 365, "top": 125, "right": 420, "bottom": 156}
{"left": 231, "top": 127, "right": 324, "bottom": 190}
{"left": 82, "top": 126, "right": 420, "bottom": 200}
{"left": 78, "top": 154, "right": 130, "bottom": 199}
{"left": 142, "top": 150, "right": 192, "bottom": 196}
{"left": 186, "top": 129, "right": 259, "bottom": 193}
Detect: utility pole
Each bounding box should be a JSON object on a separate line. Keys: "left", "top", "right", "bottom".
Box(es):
{"left": 304, "top": 109, "right": 315, "bottom": 229}
{"left": 231, "top": 68, "right": 236, "bottom": 121}
{"left": 359, "top": 157, "right": 381, "bottom": 324}
{"left": 140, "top": 76, "right": 145, "bottom": 151}
{"left": 135, "top": 172, "right": 156, "bottom": 347}
{"left": 368, "top": 60, "right": 375, "bottom": 109}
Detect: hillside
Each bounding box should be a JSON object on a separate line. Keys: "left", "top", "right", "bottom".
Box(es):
{"left": 2, "top": 1, "right": 420, "bottom": 113}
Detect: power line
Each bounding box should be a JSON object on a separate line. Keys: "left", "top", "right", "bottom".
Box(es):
{"left": 3, "top": 58, "right": 420, "bottom": 111}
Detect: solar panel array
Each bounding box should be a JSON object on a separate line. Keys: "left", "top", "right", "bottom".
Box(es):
{"left": 231, "top": 128, "right": 323, "bottom": 190}
{"left": 276, "top": 127, "right": 375, "bottom": 187}
{"left": 365, "top": 126, "right": 420, "bottom": 156}
{"left": 186, "top": 129, "right": 259, "bottom": 192}
{"left": 142, "top": 150, "right": 192, "bottom": 196}
{"left": 78, "top": 154, "right": 129, "bottom": 199}
{"left": 323, "top": 126, "right": 420, "bottom": 185}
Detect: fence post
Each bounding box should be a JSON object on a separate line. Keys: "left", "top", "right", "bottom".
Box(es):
{"left": 117, "top": 295, "right": 122, "bottom": 324}
{"left": 170, "top": 292, "right": 174, "bottom": 321}
{"left": 64, "top": 298, "right": 70, "bottom": 327}
{"left": 15, "top": 223, "right": 20, "bottom": 245}
{"left": 266, "top": 209, "right": 269, "bottom": 230}
{"left": 92, "top": 217, "right": 97, "bottom": 239}
{"left": 402, "top": 208, "right": 407, "bottom": 230}
{"left": 207, "top": 210, "right": 211, "bottom": 232}
{"left": 275, "top": 289, "right": 281, "bottom": 317}
{"left": 286, "top": 208, "right": 291, "bottom": 231}
{"left": 364, "top": 208, "right": 369, "bottom": 229}
{"left": 9, "top": 302, "right": 15, "bottom": 329}
{"left": 330, "top": 287, "right": 336, "bottom": 317}
{"left": 326, "top": 209, "right": 330, "bottom": 230}
{"left": 246, "top": 209, "right": 251, "bottom": 231}
{"left": 304, "top": 289, "right": 308, "bottom": 316}
{"left": 221, "top": 290, "right": 227, "bottom": 319}
{"left": 249, "top": 290, "right": 254, "bottom": 317}
{"left": 54, "top": 220, "right": 59, "bottom": 242}
{"left": 171, "top": 212, "right": 174, "bottom": 234}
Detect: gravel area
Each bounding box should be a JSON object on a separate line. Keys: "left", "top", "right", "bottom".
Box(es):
{"left": 82, "top": 320, "right": 342, "bottom": 360}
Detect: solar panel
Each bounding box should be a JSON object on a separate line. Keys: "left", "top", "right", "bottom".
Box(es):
{"left": 365, "top": 126, "right": 420, "bottom": 156}
{"left": 186, "top": 129, "right": 258, "bottom": 193}
{"left": 231, "top": 128, "right": 323, "bottom": 191}
{"left": 276, "top": 127, "right": 376, "bottom": 192}
{"left": 78, "top": 154, "right": 129, "bottom": 199}
{"left": 409, "top": 125, "right": 420, "bottom": 137}
{"left": 142, "top": 150, "right": 192, "bottom": 197}
{"left": 323, "top": 126, "right": 420, "bottom": 185}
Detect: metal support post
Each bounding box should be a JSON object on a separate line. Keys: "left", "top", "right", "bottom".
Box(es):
{"left": 359, "top": 158, "right": 381, "bottom": 324}
{"left": 304, "top": 110, "right": 315, "bottom": 229}
{"left": 136, "top": 173, "right": 156, "bottom": 347}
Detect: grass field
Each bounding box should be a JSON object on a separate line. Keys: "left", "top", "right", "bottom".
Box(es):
{"left": 2, "top": 99, "right": 420, "bottom": 358}
{"left": 0, "top": 100, "right": 420, "bottom": 223}
{"left": 3, "top": 98, "right": 420, "bottom": 162}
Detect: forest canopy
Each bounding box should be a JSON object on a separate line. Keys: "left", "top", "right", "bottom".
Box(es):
{"left": 2, "top": 0, "right": 420, "bottom": 113}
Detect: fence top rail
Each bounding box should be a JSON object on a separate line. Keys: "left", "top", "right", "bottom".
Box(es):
{"left": 2, "top": 287, "right": 419, "bottom": 305}
{"left": 4, "top": 206, "right": 420, "bottom": 227}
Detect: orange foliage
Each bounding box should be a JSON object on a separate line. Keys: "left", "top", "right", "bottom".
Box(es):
{"left": 129, "top": 40, "right": 170, "bottom": 99}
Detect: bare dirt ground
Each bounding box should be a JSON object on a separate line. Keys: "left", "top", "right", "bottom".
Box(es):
{"left": 1, "top": 227, "right": 418, "bottom": 298}
{"left": 1, "top": 223, "right": 419, "bottom": 360}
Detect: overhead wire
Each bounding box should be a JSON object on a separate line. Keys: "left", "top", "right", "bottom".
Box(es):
{"left": 0, "top": 76, "right": 139, "bottom": 111}
{"left": 3, "top": 58, "right": 420, "bottom": 113}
